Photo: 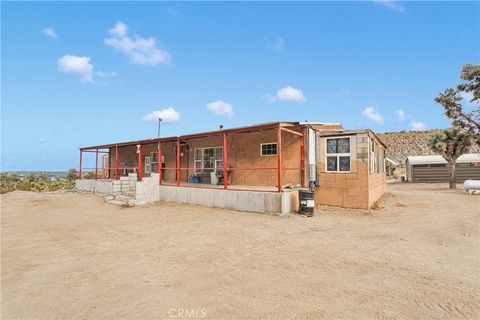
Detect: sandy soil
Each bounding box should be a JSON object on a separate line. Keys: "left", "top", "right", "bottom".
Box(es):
{"left": 1, "top": 183, "right": 479, "bottom": 319}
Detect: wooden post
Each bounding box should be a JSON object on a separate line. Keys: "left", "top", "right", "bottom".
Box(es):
{"left": 300, "top": 134, "right": 305, "bottom": 188}
{"left": 115, "top": 145, "right": 119, "bottom": 180}
{"left": 95, "top": 148, "right": 98, "bottom": 180}
{"left": 176, "top": 139, "right": 180, "bottom": 186}
{"left": 138, "top": 144, "right": 143, "bottom": 182}
{"left": 79, "top": 150, "right": 82, "bottom": 179}
{"left": 223, "top": 133, "right": 228, "bottom": 189}
{"left": 277, "top": 125, "right": 282, "bottom": 192}
{"left": 158, "top": 142, "right": 163, "bottom": 185}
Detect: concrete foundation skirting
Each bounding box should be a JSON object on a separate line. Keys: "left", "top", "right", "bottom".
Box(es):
{"left": 77, "top": 174, "right": 299, "bottom": 214}
{"left": 155, "top": 185, "right": 297, "bottom": 214}
{"left": 75, "top": 179, "right": 114, "bottom": 194}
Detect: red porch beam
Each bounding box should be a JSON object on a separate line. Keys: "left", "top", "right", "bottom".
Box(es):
{"left": 158, "top": 142, "right": 163, "bottom": 185}
{"left": 176, "top": 139, "right": 180, "bottom": 186}
{"left": 281, "top": 127, "right": 303, "bottom": 137}
{"left": 115, "top": 145, "right": 119, "bottom": 180}
{"left": 277, "top": 125, "right": 282, "bottom": 192}
{"left": 223, "top": 133, "right": 228, "bottom": 189}
{"left": 95, "top": 148, "right": 98, "bottom": 180}
{"left": 79, "top": 150, "right": 82, "bottom": 179}
{"left": 138, "top": 144, "right": 143, "bottom": 182}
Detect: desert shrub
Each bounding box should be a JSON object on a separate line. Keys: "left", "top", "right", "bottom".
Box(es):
{"left": 0, "top": 172, "right": 75, "bottom": 194}
{"left": 83, "top": 172, "right": 95, "bottom": 179}
{"left": 66, "top": 169, "right": 78, "bottom": 181}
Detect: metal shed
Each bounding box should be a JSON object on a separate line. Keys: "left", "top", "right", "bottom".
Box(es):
{"left": 405, "top": 153, "right": 480, "bottom": 182}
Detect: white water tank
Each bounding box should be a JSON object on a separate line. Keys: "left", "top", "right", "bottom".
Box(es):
{"left": 464, "top": 180, "right": 480, "bottom": 191}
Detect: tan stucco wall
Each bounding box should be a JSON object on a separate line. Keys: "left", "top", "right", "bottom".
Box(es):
{"left": 315, "top": 134, "right": 371, "bottom": 209}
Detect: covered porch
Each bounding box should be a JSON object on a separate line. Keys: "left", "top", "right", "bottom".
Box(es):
{"left": 78, "top": 122, "right": 307, "bottom": 193}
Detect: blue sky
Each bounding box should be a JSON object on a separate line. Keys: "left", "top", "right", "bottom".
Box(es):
{"left": 2, "top": 1, "right": 479, "bottom": 171}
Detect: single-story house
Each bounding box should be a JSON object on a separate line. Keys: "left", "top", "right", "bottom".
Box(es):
{"left": 76, "top": 121, "right": 387, "bottom": 213}
{"left": 406, "top": 154, "right": 480, "bottom": 183}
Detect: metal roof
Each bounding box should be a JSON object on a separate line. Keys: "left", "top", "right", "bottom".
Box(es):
{"left": 406, "top": 153, "right": 480, "bottom": 165}
{"left": 80, "top": 121, "right": 300, "bottom": 150}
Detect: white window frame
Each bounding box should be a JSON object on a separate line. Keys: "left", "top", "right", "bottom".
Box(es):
{"left": 144, "top": 156, "right": 151, "bottom": 174}
{"left": 194, "top": 146, "right": 223, "bottom": 173}
{"left": 260, "top": 142, "right": 278, "bottom": 156}
{"left": 325, "top": 137, "right": 351, "bottom": 173}
{"left": 369, "top": 138, "right": 375, "bottom": 175}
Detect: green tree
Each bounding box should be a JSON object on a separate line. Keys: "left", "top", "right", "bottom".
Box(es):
{"left": 427, "top": 128, "right": 472, "bottom": 189}
{"left": 434, "top": 64, "right": 480, "bottom": 145}
{"left": 66, "top": 168, "right": 78, "bottom": 181}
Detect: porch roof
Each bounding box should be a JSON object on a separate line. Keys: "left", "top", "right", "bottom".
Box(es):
{"left": 80, "top": 121, "right": 301, "bottom": 150}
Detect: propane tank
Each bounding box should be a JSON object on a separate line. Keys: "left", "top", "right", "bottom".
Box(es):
{"left": 463, "top": 180, "right": 480, "bottom": 191}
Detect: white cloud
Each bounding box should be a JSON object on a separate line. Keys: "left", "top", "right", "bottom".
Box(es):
{"left": 266, "top": 85, "right": 306, "bottom": 103}
{"left": 143, "top": 107, "right": 180, "bottom": 123}
{"left": 58, "top": 55, "right": 115, "bottom": 83}
{"left": 394, "top": 109, "right": 405, "bottom": 122}
{"left": 42, "top": 27, "right": 58, "bottom": 40}
{"left": 373, "top": 0, "right": 406, "bottom": 13}
{"left": 58, "top": 55, "right": 94, "bottom": 83}
{"left": 39, "top": 138, "right": 46, "bottom": 144}
{"left": 105, "top": 20, "right": 171, "bottom": 66}
{"left": 264, "top": 36, "right": 285, "bottom": 52}
{"left": 206, "top": 100, "right": 234, "bottom": 118}
{"left": 410, "top": 121, "right": 427, "bottom": 131}
{"left": 361, "top": 106, "right": 384, "bottom": 124}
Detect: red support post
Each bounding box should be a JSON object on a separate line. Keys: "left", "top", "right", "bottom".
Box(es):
{"left": 158, "top": 142, "right": 163, "bottom": 185}
{"left": 176, "top": 139, "right": 180, "bottom": 186}
{"left": 277, "top": 125, "right": 282, "bottom": 192}
{"left": 79, "top": 150, "right": 82, "bottom": 179}
{"left": 138, "top": 144, "right": 143, "bottom": 182}
{"left": 95, "top": 148, "right": 99, "bottom": 180}
{"left": 115, "top": 145, "right": 119, "bottom": 180}
{"left": 300, "top": 134, "right": 305, "bottom": 188}
{"left": 223, "top": 133, "right": 228, "bottom": 189}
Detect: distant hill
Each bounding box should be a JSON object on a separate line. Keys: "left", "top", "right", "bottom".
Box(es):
{"left": 378, "top": 130, "right": 480, "bottom": 166}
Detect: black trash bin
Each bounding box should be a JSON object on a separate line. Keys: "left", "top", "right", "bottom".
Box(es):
{"left": 298, "top": 189, "right": 314, "bottom": 217}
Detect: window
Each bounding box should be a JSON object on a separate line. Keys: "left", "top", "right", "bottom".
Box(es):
{"left": 261, "top": 143, "right": 277, "bottom": 156}
{"left": 215, "top": 147, "right": 224, "bottom": 172}
{"left": 144, "top": 156, "right": 151, "bottom": 174}
{"left": 150, "top": 152, "right": 158, "bottom": 173}
{"left": 326, "top": 138, "right": 351, "bottom": 172}
{"left": 194, "top": 147, "right": 223, "bottom": 173}
{"left": 370, "top": 139, "right": 375, "bottom": 175}
{"left": 194, "top": 149, "right": 202, "bottom": 173}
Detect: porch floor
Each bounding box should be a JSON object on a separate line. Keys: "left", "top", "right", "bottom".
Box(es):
{"left": 160, "top": 182, "right": 278, "bottom": 192}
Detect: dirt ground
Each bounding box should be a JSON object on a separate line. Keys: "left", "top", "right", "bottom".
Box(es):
{"left": 1, "top": 183, "right": 479, "bottom": 319}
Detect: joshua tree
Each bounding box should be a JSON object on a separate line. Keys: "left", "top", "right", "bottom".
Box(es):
{"left": 427, "top": 127, "right": 472, "bottom": 189}
{"left": 434, "top": 64, "right": 480, "bottom": 145}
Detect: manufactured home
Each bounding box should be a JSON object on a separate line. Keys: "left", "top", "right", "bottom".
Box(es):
{"left": 76, "top": 121, "right": 387, "bottom": 213}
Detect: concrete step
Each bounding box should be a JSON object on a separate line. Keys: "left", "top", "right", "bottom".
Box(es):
{"left": 106, "top": 199, "right": 129, "bottom": 206}
{"left": 115, "top": 195, "right": 132, "bottom": 202}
